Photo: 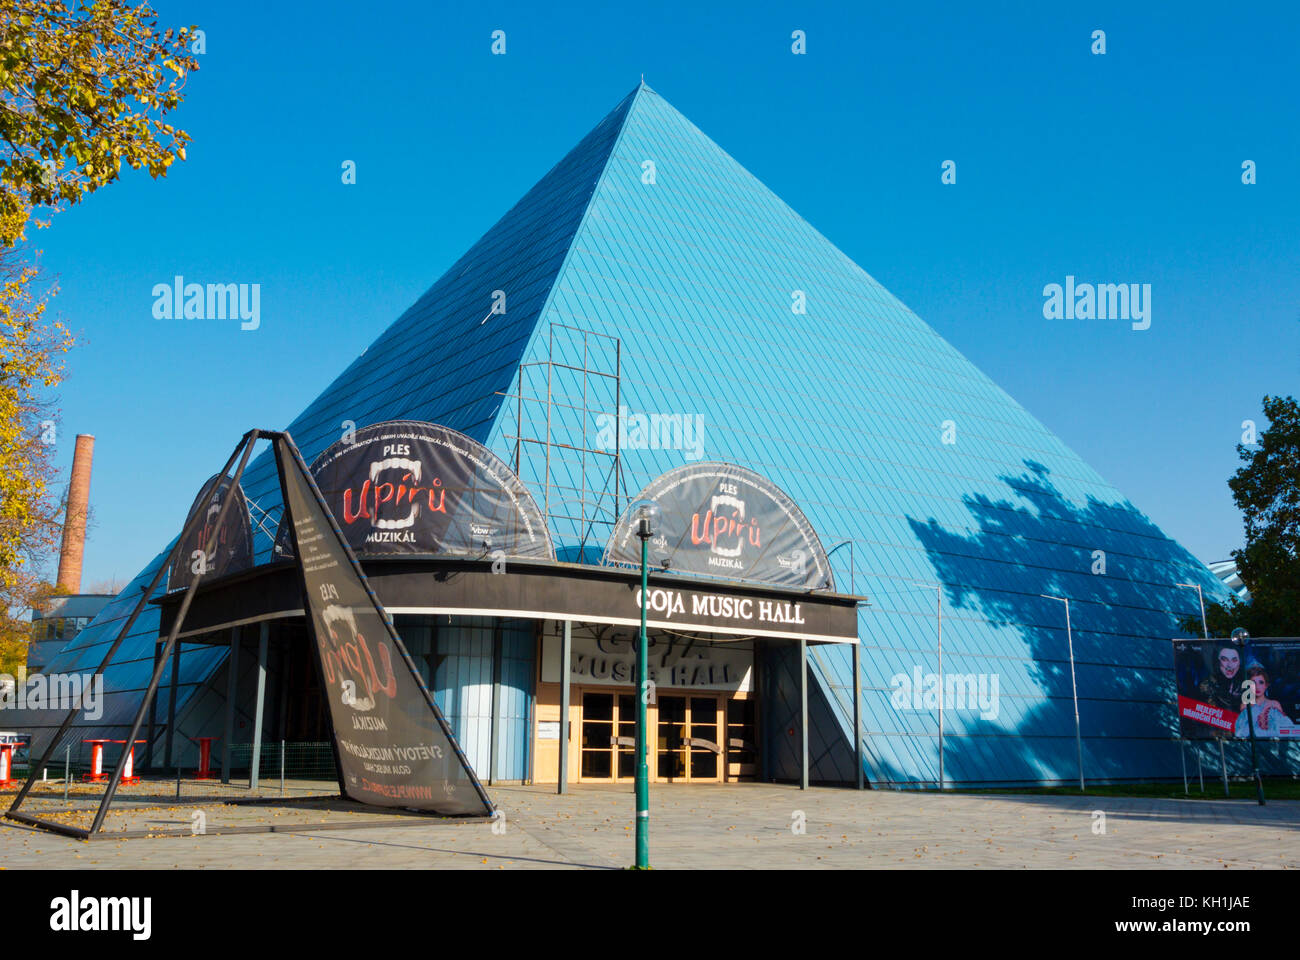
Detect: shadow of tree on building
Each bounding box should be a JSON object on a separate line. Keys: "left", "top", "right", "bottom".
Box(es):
{"left": 866, "top": 459, "right": 1280, "bottom": 786}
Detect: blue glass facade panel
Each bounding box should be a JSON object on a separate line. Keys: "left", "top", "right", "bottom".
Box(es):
{"left": 397, "top": 616, "right": 534, "bottom": 782}
{"left": 485, "top": 85, "right": 1243, "bottom": 785}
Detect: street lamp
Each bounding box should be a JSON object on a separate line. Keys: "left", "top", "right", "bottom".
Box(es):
{"left": 1174, "top": 582, "right": 1211, "bottom": 795}
{"left": 1232, "top": 627, "right": 1266, "bottom": 806}
{"left": 630, "top": 498, "right": 660, "bottom": 869}
{"left": 1175, "top": 582, "right": 1209, "bottom": 639}
{"left": 1041, "top": 594, "right": 1085, "bottom": 792}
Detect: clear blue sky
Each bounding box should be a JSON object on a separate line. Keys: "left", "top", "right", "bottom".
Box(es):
{"left": 30, "top": 0, "right": 1299, "bottom": 590}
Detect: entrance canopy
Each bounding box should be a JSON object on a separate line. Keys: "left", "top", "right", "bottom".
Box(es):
{"left": 154, "top": 556, "right": 864, "bottom": 646}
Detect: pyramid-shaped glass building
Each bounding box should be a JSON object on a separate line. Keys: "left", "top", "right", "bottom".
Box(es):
{"left": 19, "top": 83, "right": 1241, "bottom": 789}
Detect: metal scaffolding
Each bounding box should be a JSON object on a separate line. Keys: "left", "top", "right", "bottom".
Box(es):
{"left": 497, "top": 322, "right": 625, "bottom": 557}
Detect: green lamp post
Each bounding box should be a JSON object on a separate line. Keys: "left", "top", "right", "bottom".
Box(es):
{"left": 629, "top": 497, "right": 660, "bottom": 869}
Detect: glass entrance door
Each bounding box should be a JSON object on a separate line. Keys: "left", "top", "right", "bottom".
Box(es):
{"left": 580, "top": 690, "right": 638, "bottom": 781}
{"left": 726, "top": 696, "right": 757, "bottom": 780}
{"left": 581, "top": 690, "right": 736, "bottom": 783}
{"left": 656, "top": 696, "right": 686, "bottom": 780}
{"left": 580, "top": 692, "right": 613, "bottom": 779}
{"left": 655, "top": 695, "right": 722, "bottom": 782}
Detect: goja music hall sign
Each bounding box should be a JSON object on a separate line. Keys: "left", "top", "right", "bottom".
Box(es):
{"left": 603, "top": 462, "right": 833, "bottom": 590}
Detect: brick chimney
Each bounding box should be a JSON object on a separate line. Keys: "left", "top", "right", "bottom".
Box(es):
{"left": 56, "top": 434, "right": 94, "bottom": 593}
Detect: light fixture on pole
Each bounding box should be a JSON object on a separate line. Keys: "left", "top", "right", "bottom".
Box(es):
{"left": 1174, "top": 581, "right": 1209, "bottom": 790}
{"left": 936, "top": 585, "right": 944, "bottom": 791}
{"left": 1175, "top": 582, "right": 1209, "bottom": 639}
{"left": 1041, "top": 594, "right": 1085, "bottom": 792}
{"left": 630, "top": 498, "right": 660, "bottom": 869}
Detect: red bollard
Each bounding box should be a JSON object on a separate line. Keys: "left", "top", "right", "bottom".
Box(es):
{"left": 81, "top": 739, "right": 111, "bottom": 782}
{"left": 110, "top": 740, "right": 146, "bottom": 784}
{"left": 189, "top": 736, "right": 219, "bottom": 780}
{"left": 0, "top": 743, "right": 17, "bottom": 787}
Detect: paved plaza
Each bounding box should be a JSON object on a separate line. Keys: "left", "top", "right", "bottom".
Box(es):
{"left": 1, "top": 781, "right": 1298, "bottom": 869}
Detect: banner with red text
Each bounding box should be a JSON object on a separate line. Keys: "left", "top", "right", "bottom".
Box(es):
{"left": 1174, "top": 638, "right": 1300, "bottom": 739}
{"left": 603, "top": 462, "right": 833, "bottom": 590}
{"left": 167, "top": 474, "right": 253, "bottom": 590}
{"left": 275, "top": 420, "right": 552, "bottom": 561}
{"left": 277, "top": 436, "right": 492, "bottom": 814}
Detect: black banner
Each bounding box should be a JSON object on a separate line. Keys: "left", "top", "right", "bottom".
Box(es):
{"left": 604, "top": 462, "right": 833, "bottom": 590}
{"left": 1174, "top": 638, "right": 1300, "bottom": 739}
{"left": 167, "top": 474, "right": 252, "bottom": 590}
{"left": 276, "top": 436, "right": 493, "bottom": 815}
{"left": 275, "top": 420, "right": 552, "bottom": 561}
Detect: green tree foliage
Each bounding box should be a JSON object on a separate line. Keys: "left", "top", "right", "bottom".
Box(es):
{"left": 0, "top": 251, "right": 69, "bottom": 675}
{"left": 0, "top": 0, "right": 199, "bottom": 245}
{"left": 1188, "top": 396, "right": 1300, "bottom": 638}
{"left": 0, "top": 1, "right": 196, "bottom": 670}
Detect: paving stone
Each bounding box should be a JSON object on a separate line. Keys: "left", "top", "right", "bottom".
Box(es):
{"left": 2, "top": 781, "right": 1297, "bottom": 869}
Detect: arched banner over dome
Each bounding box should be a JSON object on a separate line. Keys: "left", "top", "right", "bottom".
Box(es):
{"left": 603, "top": 462, "right": 833, "bottom": 590}
{"left": 168, "top": 473, "right": 253, "bottom": 590}
{"left": 275, "top": 420, "right": 554, "bottom": 561}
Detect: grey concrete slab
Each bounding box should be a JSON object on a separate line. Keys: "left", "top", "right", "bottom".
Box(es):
{"left": 2, "top": 781, "right": 1298, "bottom": 869}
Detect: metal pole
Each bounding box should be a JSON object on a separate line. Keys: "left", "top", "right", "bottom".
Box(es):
{"left": 1064, "top": 599, "right": 1084, "bottom": 792}
{"left": 7, "top": 436, "right": 251, "bottom": 816}
{"left": 1219, "top": 739, "right": 1229, "bottom": 797}
{"left": 1181, "top": 739, "right": 1188, "bottom": 795}
{"left": 852, "top": 641, "right": 863, "bottom": 790}
{"left": 249, "top": 622, "right": 268, "bottom": 791}
{"left": 558, "top": 620, "right": 571, "bottom": 795}
{"left": 613, "top": 340, "right": 621, "bottom": 518}
{"left": 85, "top": 431, "right": 260, "bottom": 835}
{"left": 543, "top": 336, "right": 553, "bottom": 522}
{"left": 581, "top": 334, "right": 588, "bottom": 536}
{"left": 1176, "top": 582, "right": 1210, "bottom": 798}
{"left": 280, "top": 740, "right": 286, "bottom": 797}
{"left": 489, "top": 621, "right": 502, "bottom": 786}
{"left": 145, "top": 640, "right": 160, "bottom": 771}
{"left": 222, "top": 626, "right": 239, "bottom": 784}
{"left": 799, "top": 638, "right": 809, "bottom": 791}
{"left": 63, "top": 746, "right": 69, "bottom": 803}
{"left": 1177, "top": 583, "right": 1209, "bottom": 640}
{"left": 937, "top": 585, "right": 944, "bottom": 791}
{"left": 634, "top": 538, "right": 650, "bottom": 867}
{"left": 1041, "top": 594, "right": 1084, "bottom": 791}
{"left": 165, "top": 638, "right": 181, "bottom": 770}
{"left": 1244, "top": 676, "right": 1266, "bottom": 806}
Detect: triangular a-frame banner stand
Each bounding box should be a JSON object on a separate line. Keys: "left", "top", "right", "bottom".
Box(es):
{"left": 272, "top": 433, "right": 492, "bottom": 815}
{"left": 5, "top": 429, "right": 492, "bottom": 839}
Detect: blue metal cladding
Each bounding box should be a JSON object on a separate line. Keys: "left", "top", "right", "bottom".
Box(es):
{"left": 482, "top": 84, "right": 1249, "bottom": 786}
{"left": 7, "top": 543, "right": 223, "bottom": 763}
{"left": 496, "top": 621, "right": 537, "bottom": 781}
{"left": 396, "top": 616, "right": 534, "bottom": 781}
{"left": 43, "top": 83, "right": 1260, "bottom": 786}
